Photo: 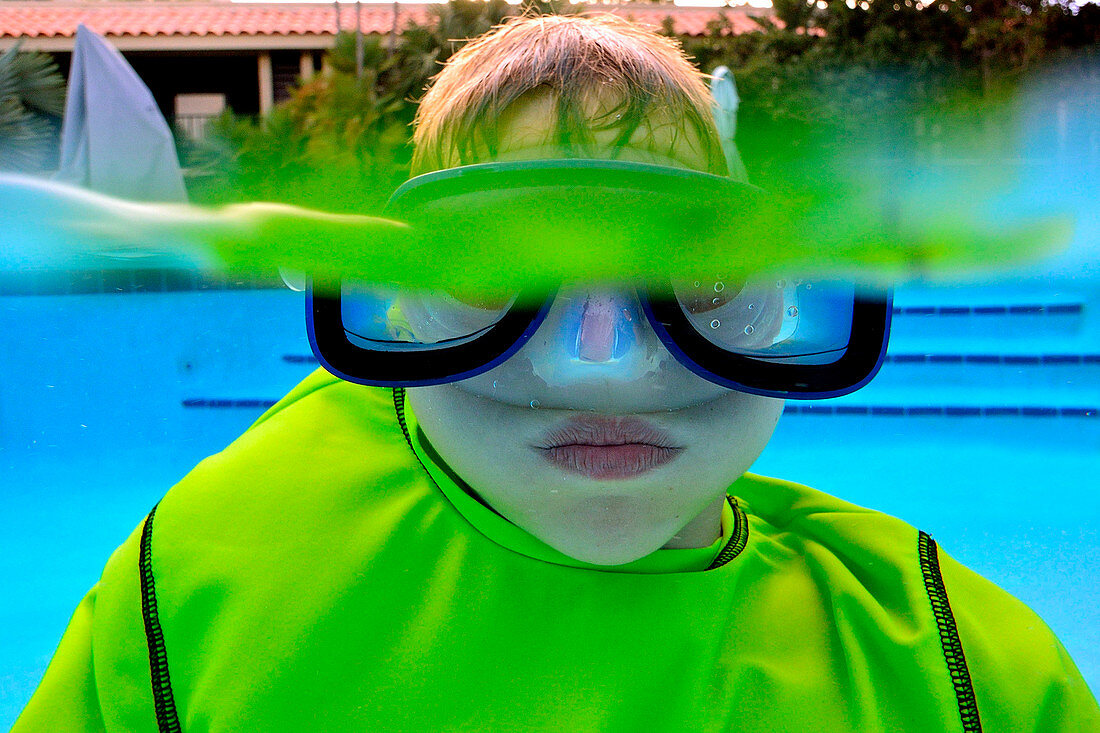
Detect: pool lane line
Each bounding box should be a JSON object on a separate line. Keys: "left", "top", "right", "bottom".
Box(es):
{"left": 281, "top": 353, "right": 1100, "bottom": 367}
{"left": 885, "top": 354, "right": 1100, "bottom": 365}
{"left": 892, "top": 303, "right": 1082, "bottom": 316}
{"left": 782, "top": 405, "right": 1098, "bottom": 418}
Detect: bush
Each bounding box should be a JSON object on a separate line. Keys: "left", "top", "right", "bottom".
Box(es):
{"left": 187, "top": 0, "right": 577, "bottom": 210}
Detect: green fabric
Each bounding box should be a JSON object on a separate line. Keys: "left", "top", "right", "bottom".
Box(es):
{"left": 15, "top": 369, "right": 1100, "bottom": 732}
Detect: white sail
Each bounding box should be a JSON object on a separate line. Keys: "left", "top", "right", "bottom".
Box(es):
{"left": 54, "top": 24, "right": 187, "bottom": 202}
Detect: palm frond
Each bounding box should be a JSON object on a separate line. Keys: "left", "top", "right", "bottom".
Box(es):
{"left": 0, "top": 41, "right": 66, "bottom": 171}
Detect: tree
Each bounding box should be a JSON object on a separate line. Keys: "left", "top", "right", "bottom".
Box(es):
{"left": 188, "top": 0, "right": 1098, "bottom": 205}
{"left": 0, "top": 43, "right": 66, "bottom": 172}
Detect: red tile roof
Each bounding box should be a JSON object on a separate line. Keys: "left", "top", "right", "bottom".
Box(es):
{"left": 0, "top": 3, "right": 430, "bottom": 39}
{"left": 601, "top": 5, "right": 769, "bottom": 36}
{"left": 0, "top": 2, "right": 770, "bottom": 41}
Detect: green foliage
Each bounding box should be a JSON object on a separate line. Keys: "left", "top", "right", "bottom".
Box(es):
{"left": 189, "top": 0, "right": 579, "bottom": 209}
{"left": 677, "top": 0, "right": 1098, "bottom": 188}
{"left": 187, "top": 30, "right": 429, "bottom": 212}
{"left": 0, "top": 43, "right": 66, "bottom": 172}
{"left": 188, "top": 0, "right": 1098, "bottom": 209}
{"left": 771, "top": 0, "right": 815, "bottom": 33}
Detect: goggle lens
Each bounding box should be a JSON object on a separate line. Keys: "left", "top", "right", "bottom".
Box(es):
{"left": 673, "top": 276, "right": 855, "bottom": 366}
{"left": 341, "top": 283, "right": 519, "bottom": 349}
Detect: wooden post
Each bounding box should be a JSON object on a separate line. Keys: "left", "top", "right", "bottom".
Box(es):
{"left": 388, "top": 1, "right": 399, "bottom": 57}
{"left": 299, "top": 51, "right": 315, "bottom": 81}
{"left": 355, "top": 1, "right": 364, "bottom": 80}
{"left": 258, "top": 52, "right": 274, "bottom": 115}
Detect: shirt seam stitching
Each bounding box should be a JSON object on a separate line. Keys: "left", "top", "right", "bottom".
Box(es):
{"left": 918, "top": 530, "right": 983, "bottom": 732}
{"left": 139, "top": 503, "right": 183, "bottom": 733}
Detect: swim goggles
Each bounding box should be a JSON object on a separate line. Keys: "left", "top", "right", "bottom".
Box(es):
{"left": 307, "top": 160, "right": 892, "bottom": 400}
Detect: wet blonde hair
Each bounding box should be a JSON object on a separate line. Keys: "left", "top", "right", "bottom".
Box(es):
{"left": 410, "top": 14, "right": 727, "bottom": 176}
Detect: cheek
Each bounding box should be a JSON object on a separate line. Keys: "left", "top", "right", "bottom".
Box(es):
{"left": 406, "top": 385, "right": 550, "bottom": 476}
{"left": 680, "top": 394, "right": 784, "bottom": 473}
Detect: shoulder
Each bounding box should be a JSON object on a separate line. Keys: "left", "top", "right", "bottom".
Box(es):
{"left": 182, "top": 368, "right": 407, "bottom": 491}
{"left": 937, "top": 548, "right": 1100, "bottom": 731}
{"left": 733, "top": 472, "right": 919, "bottom": 559}
{"left": 735, "top": 473, "right": 1100, "bottom": 730}
{"left": 734, "top": 474, "right": 932, "bottom": 636}
{"left": 245, "top": 367, "right": 399, "bottom": 439}
{"left": 152, "top": 371, "right": 426, "bottom": 556}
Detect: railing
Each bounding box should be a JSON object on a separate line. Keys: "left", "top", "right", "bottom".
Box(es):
{"left": 173, "top": 113, "right": 218, "bottom": 141}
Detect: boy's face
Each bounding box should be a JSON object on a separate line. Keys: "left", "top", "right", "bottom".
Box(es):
{"left": 407, "top": 93, "right": 784, "bottom": 566}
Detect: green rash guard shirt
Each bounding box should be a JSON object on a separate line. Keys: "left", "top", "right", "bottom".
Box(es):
{"left": 14, "top": 370, "right": 1100, "bottom": 733}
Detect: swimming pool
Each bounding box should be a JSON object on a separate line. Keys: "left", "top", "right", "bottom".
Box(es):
{"left": 1, "top": 276, "right": 1097, "bottom": 727}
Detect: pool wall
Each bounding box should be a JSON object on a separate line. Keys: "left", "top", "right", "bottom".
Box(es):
{"left": 1, "top": 279, "right": 1097, "bottom": 728}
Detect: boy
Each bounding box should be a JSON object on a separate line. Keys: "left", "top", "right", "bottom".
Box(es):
{"left": 14, "top": 14, "right": 1099, "bottom": 732}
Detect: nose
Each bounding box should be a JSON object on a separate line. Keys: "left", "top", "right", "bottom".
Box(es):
{"left": 547, "top": 286, "right": 651, "bottom": 385}
{"left": 570, "top": 293, "right": 638, "bottom": 363}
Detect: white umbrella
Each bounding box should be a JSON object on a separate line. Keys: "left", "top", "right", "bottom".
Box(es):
{"left": 710, "top": 65, "right": 748, "bottom": 183}
{"left": 54, "top": 24, "right": 186, "bottom": 202}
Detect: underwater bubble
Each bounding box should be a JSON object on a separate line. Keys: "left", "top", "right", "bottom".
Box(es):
{"left": 744, "top": 324, "right": 755, "bottom": 335}
{"left": 805, "top": 283, "right": 813, "bottom": 290}
{"left": 776, "top": 279, "right": 787, "bottom": 289}
{"left": 693, "top": 280, "right": 701, "bottom": 288}
{"left": 529, "top": 399, "right": 541, "bottom": 409}
{"left": 786, "top": 306, "right": 798, "bottom": 317}
{"left": 748, "top": 303, "right": 755, "bottom": 310}
{"left": 710, "top": 319, "right": 721, "bottom": 329}
{"left": 714, "top": 281, "right": 725, "bottom": 293}
{"left": 492, "top": 380, "right": 498, "bottom": 389}
{"left": 712, "top": 297, "right": 721, "bottom": 305}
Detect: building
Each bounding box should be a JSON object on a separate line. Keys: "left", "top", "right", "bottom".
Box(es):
{"left": 0, "top": 1, "right": 772, "bottom": 137}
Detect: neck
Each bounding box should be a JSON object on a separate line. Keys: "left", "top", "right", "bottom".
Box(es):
{"left": 661, "top": 495, "right": 725, "bottom": 549}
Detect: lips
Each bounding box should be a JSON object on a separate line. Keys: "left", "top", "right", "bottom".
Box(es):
{"left": 535, "top": 416, "right": 682, "bottom": 480}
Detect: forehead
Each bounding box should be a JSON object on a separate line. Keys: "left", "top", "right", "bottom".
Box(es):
{"left": 487, "top": 87, "right": 713, "bottom": 173}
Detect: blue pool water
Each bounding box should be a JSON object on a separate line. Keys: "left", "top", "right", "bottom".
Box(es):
{"left": 1, "top": 279, "right": 1098, "bottom": 727}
